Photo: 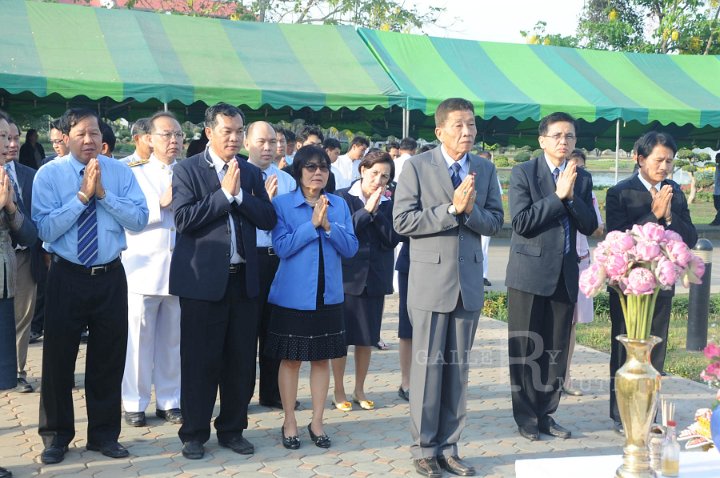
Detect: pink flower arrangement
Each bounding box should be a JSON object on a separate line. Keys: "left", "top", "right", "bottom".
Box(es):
{"left": 580, "top": 222, "right": 705, "bottom": 339}
{"left": 701, "top": 343, "right": 720, "bottom": 390}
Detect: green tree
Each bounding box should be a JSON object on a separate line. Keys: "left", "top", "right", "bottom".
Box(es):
{"left": 675, "top": 148, "right": 711, "bottom": 204}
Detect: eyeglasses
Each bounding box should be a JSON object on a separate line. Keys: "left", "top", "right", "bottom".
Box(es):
{"left": 303, "top": 163, "right": 329, "bottom": 173}
{"left": 50, "top": 139, "right": 64, "bottom": 145}
{"left": 153, "top": 132, "right": 185, "bottom": 141}
{"left": 543, "top": 133, "right": 577, "bottom": 142}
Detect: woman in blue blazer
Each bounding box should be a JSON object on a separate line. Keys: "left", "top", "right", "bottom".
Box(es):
{"left": 265, "top": 146, "right": 358, "bottom": 450}
{"left": 330, "top": 151, "right": 399, "bottom": 412}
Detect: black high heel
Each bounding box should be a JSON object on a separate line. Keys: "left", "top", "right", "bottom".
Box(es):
{"left": 307, "top": 423, "right": 331, "bottom": 448}
{"left": 281, "top": 426, "right": 300, "bottom": 450}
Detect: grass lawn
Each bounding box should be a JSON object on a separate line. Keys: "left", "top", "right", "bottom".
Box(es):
{"left": 483, "top": 292, "right": 719, "bottom": 384}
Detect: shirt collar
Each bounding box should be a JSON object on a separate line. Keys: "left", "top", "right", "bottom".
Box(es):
{"left": 637, "top": 172, "right": 662, "bottom": 192}
{"left": 440, "top": 145, "right": 467, "bottom": 171}
{"left": 207, "top": 147, "right": 231, "bottom": 174}
{"left": 545, "top": 156, "right": 567, "bottom": 174}
{"left": 149, "top": 153, "right": 176, "bottom": 170}
{"left": 348, "top": 180, "right": 389, "bottom": 204}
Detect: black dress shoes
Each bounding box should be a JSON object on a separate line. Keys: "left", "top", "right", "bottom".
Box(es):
{"left": 398, "top": 386, "right": 410, "bottom": 401}
{"left": 483, "top": 278, "right": 492, "bottom": 287}
{"left": 613, "top": 420, "right": 624, "bottom": 435}
{"left": 40, "top": 444, "right": 68, "bottom": 464}
{"left": 16, "top": 377, "right": 33, "bottom": 393}
{"left": 413, "top": 457, "right": 442, "bottom": 478}
{"left": 218, "top": 436, "right": 254, "bottom": 455}
{"left": 518, "top": 426, "right": 539, "bottom": 441}
{"left": 86, "top": 441, "right": 129, "bottom": 459}
{"left": 307, "top": 424, "right": 331, "bottom": 448}
{"left": 125, "top": 411, "right": 146, "bottom": 427}
{"left": 182, "top": 441, "right": 204, "bottom": 460}
{"left": 539, "top": 416, "right": 571, "bottom": 439}
{"left": 281, "top": 426, "right": 300, "bottom": 450}
{"left": 156, "top": 408, "right": 183, "bottom": 424}
{"left": 0, "top": 466, "right": 11, "bottom": 478}
{"left": 437, "top": 455, "right": 476, "bottom": 476}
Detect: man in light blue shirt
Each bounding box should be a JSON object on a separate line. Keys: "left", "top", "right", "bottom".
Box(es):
{"left": 33, "top": 108, "right": 148, "bottom": 465}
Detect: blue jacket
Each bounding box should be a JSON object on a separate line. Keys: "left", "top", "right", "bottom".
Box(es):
{"left": 268, "top": 188, "right": 358, "bottom": 310}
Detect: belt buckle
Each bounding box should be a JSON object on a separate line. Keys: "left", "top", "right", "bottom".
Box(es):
{"left": 90, "top": 265, "right": 106, "bottom": 276}
{"left": 268, "top": 246, "right": 275, "bottom": 256}
{"left": 229, "top": 264, "right": 239, "bottom": 274}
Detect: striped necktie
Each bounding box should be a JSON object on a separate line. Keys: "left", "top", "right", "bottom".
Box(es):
{"left": 552, "top": 168, "right": 571, "bottom": 254}
{"left": 4, "top": 164, "right": 23, "bottom": 211}
{"left": 77, "top": 168, "right": 98, "bottom": 266}
{"left": 450, "top": 162, "right": 462, "bottom": 189}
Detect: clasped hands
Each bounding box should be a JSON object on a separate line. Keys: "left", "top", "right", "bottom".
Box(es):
{"left": 650, "top": 184, "right": 673, "bottom": 223}
{"left": 220, "top": 159, "right": 242, "bottom": 197}
{"left": 0, "top": 168, "right": 17, "bottom": 214}
{"left": 311, "top": 195, "right": 331, "bottom": 232}
{"left": 77, "top": 158, "right": 106, "bottom": 204}
{"left": 452, "top": 173, "right": 476, "bottom": 215}
{"left": 555, "top": 161, "right": 576, "bottom": 201}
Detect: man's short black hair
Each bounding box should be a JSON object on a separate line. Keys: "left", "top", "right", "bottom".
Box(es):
{"left": 323, "top": 138, "right": 341, "bottom": 150}
{"left": 435, "top": 98, "right": 474, "bottom": 127}
{"left": 385, "top": 141, "right": 400, "bottom": 152}
{"left": 284, "top": 129, "right": 296, "bottom": 143}
{"left": 399, "top": 137, "right": 417, "bottom": 152}
{"left": 350, "top": 136, "right": 370, "bottom": 148}
{"left": 100, "top": 121, "right": 116, "bottom": 154}
{"left": 296, "top": 125, "right": 324, "bottom": 144}
{"left": 50, "top": 118, "right": 63, "bottom": 132}
{"left": 60, "top": 108, "right": 99, "bottom": 135}
{"left": 204, "top": 103, "right": 245, "bottom": 129}
{"left": 636, "top": 131, "right": 678, "bottom": 158}
{"left": 538, "top": 112, "right": 577, "bottom": 136}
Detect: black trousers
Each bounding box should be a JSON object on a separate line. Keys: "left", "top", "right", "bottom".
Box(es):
{"left": 252, "top": 252, "right": 281, "bottom": 403}
{"left": 30, "top": 257, "right": 48, "bottom": 335}
{"left": 38, "top": 260, "right": 128, "bottom": 447}
{"left": 609, "top": 290, "right": 672, "bottom": 422}
{"left": 507, "top": 279, "right": 574, "bottom": 431}
{"left": 178, "top": 270, "right": 259, "bottom": 444}
{"left": 713, "top": 195, "right": 720, "bottom": 222}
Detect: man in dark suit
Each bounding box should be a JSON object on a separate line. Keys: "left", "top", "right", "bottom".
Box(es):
{"left": 393, "top": 98, "right": 504, "bottom": 477}
{"left": 3, "top": 119, "right": 42, "bottom": 394}
{"left": 169, "top": 103, "right": 276, "bottom": 460}
{"left": 606, "top": 131, "right": 697, "bottom": 433}
{"left": 505, "top": 112, "right": 597, "bottom": 442}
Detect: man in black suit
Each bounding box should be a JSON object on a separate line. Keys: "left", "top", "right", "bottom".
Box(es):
{"left": 505, "top": 112, "right": 597, "bottom": 442}
{"left": 169, "top": 103, "right": 276, "bottom": 460}
{"left": 4, "top": 119, "right": 42, "bottom": 394}
{"left": 606, "top": 131, "right": 697, "bottom": 433}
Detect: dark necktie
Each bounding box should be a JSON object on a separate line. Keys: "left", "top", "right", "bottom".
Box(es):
{"left": 450, "top": 162, "right": 462, "bottom": 189}
{"left": 77, "top": 168, "right": 98, "bottom": 266}
{"left": 4, "top": 164, "right": 24, "bottom": 212}
{"left": 221, "top": 164, "right": 245, "bottom": 260}
{"left": 552, "top": 168, "right": 571, "bottom": 255}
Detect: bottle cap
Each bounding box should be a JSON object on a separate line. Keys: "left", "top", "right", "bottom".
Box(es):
{"left": 667, "top": 420, "right": 676, "bottom": 427}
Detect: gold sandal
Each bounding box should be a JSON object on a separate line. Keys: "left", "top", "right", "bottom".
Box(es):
{"left": 352, "top": 394, "right": 375, "bottom": 410}
{"left": 331, "top": 400, "right": 352, "bottom": 412}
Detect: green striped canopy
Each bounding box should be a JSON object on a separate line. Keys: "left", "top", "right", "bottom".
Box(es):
{"left": 359, "top": 28, "right": 720, "bottom": 128}
{"left": 1, "top": 0, "right": 403, "bottom": 111}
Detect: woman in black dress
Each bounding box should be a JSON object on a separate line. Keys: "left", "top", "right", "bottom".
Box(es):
{"left": 265, "top": 146, "right": 358, "bottom": 449}
{"left": 331, "top": 151, "right": 399, "bottom": 411}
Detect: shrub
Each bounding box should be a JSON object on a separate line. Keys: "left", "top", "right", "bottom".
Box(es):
{"left": 494, "top": 155, "right": 511, "bottom": 167}
{"left": 514, "top": 151, "right": 532, "bottom": 163}
{"left": 533, "top": 149, "right": 543, "bottom": 159}
{"left": 483, "top": 291, "right": 507, "bottom": 321}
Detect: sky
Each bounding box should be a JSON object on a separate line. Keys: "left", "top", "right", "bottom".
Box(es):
{"left": 411, "top": 0, "right": 586, "bottom": 44}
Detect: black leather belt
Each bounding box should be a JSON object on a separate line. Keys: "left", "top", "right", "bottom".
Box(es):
{"left": 52, "top": 255, "right": 122, "bottom": 276}
{"left": 256, "top": 246, "right": 276, "bottom": 256}
{"left": 229, "top": 263, "right": 244, "bottom": 274}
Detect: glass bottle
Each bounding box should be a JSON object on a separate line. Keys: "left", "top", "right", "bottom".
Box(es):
{"left": 661, "top": 419, "right": 680, "bottom": 477}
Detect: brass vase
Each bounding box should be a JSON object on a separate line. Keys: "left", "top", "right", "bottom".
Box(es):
{"left": 615, "top": 334, "right": 662, "bottom": 478}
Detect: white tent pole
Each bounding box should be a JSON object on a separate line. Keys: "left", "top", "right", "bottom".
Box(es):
{"left": 402, "top": 107, "right": 409, "bottom": 138}
{"left": 614, "top": 119, "right": 620, "bottom": 185}
{"left": 163, "top": 102, "right": 168, "bottom": 112}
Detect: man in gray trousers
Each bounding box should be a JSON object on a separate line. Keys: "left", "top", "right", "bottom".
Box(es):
{"left": 393, "top": 98, "right": 504, "bottom": 477}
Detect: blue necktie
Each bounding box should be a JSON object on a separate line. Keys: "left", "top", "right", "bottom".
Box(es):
{"left": 77, "top": 168, "right": 98, "bottom": 266}
{"left": 4, "top": 164, "right": 23, "bottom": 212}
{"left": 450, "top": 162, "right": 462, "bottom": 189}
{"left": 552, "top": 168, "right": 571, "bottom": 254}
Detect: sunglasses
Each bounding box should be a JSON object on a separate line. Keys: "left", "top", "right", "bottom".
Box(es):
{"left": 303, "top": 163, "right": 329, "bottom": 173}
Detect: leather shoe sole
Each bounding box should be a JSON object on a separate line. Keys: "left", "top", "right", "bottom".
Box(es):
{"left": 437, "top": 455, "right": 476, "bottom": 476}
{"left": 219, "top": 436, "right": 254, "bottom": 455}
{"left": 86, "top": 442, "right": 129, "bottom": 459}
{"left": 518, "top": 426, "right": 539, "bottom": 441}
{"left": 156, "top": 409, "right": 183, "bottom": 424}
{"left": 182, "top": 441, "right": 204, "bottom": 460}
{"left": 562, "top": 386, "right": 583, "bottom": 396}
{"left": 125, "top": 412, "right": 146, "bottom": 427}
{"left": 40, "top": 445, "right": 68, "bottom": 464}
{"left": 539, "top": 418, "right": 572, "bottom": 439}
{"left": 413, "top": 457, "right": 442, "bottom": 478}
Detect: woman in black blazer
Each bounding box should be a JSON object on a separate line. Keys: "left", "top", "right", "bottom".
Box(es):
{"left": 331, "top": 151, "right": 400, "bottom": 411}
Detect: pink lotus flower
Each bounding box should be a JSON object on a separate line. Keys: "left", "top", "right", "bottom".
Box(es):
{"left": 579, "top": 263, "right": 606, "bottom": 298}
{"left": 605, "top": 253, "right": 629, "bottom": 282}
{"left": 702, "top": 361, "right": 720, "bottom": 380}
{"left": 623, "top": 267, "right": 656, "bottom": 295}
{"left": 664, "top": 230, "right": 683, "bottom": 243}
{"left": 632, "top": 223, "right": 666, "bottom": 243}
{"left": 605, "top": 230, "right": 635, "bottom": 251}
{"left": 665, "top": 240, "right": 692, "bottom": 268}
{"left": 687, "top": 255, "right": 706, "bottom": 285}
{"left": 655, "top": 257, "right": 678, "bottom": 288}
{"left": 635, "top": 240, "right": 661, "bottom": 262}
{"left": 703, "top": 343, "right": 720, "bottom": 360}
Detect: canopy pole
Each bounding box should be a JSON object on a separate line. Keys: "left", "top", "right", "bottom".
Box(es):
{"left": 163, "top": 102, "right": 168, "bottom": 112}
{"left": 402, "top": 107, "right": 409, "bottom": 138}
{"left": 614, "top": 119, "right": 620, "bottom": 185}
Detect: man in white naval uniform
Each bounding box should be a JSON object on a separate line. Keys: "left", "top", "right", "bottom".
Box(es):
{"left": 121, "top": 112, "right": 183, "bottom": 427}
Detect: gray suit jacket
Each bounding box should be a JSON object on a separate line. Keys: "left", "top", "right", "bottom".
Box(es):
{"left": 505, "top": 155, "right": 597, "bottom": 298}
{"left": 393, "top": 148, "right": 504, "bottom": 313}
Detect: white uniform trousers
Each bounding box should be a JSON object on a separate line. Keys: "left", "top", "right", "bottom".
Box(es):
{"left": 122, "top": 293, "right": 181, "bottom": 412}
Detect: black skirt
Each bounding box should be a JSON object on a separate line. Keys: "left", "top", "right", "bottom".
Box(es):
{"left": 265, "top": 303, "right": 346, "bottom": 361}
{"left": 344, "top": 292, "right": 385, "bottom": 346}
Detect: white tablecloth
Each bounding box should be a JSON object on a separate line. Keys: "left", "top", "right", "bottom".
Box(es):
{"left": 515, "top": 452, "right": 720, "bottom": 477}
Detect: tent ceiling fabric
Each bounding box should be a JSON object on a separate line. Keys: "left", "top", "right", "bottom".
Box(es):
{"left": 358, "top": 28, "right": 720, "bottom": 129}
{"left": 0, "top": 0, "right": 404, "bottom": 111}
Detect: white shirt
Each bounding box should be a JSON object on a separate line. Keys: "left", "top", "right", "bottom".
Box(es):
{"left": 638, "top": 173, "right": 662, "bottom": 192}
{"left": 254, "top": 163, "right": 296, "bottom": 247}
{"left": 122, "top": 154, "right": 177, "bottom": 295}
{"left": 575, "top": 192, "right": 604, "bottom": 256}
{"left": 208, "top": 149, "right": 244, "bottom": 264}
{"left": 394, "top": 152, "right": 412, "bottom": 180}
{"left": 335, "top": 153, "right": 361, "bottom": 187}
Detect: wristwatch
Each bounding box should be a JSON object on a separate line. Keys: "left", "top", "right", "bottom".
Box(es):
{"left": 448, "top": 204, "right": 458, "bottom": 216}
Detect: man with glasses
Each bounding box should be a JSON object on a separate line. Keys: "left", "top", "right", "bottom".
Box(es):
{"left": 121, "top": 112, "right": 184, "bottom": 428}
{"left": 169, "top": 103, "right": 276, "bottom": 459}
{"left": 44, "top": 119, "right": 69, "bottom": 164}
{"left": 505, "top": 112, "right": 597, "bottom": 442}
